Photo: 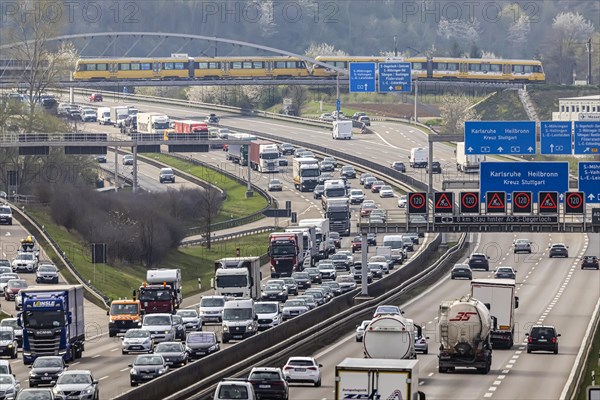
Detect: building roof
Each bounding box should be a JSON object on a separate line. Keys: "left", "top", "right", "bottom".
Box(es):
{"left": 560, "top": 95, "right": 600, "bottom": 101}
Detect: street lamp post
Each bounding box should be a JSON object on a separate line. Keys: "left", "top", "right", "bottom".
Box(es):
{"left": 394, "top": 36, "right": 398, "bottom": 57}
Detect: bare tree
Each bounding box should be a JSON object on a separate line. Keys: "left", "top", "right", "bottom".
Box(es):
{"left": 304, "top": 43, "right": 347, "bottom": 58}
{"left": 439, "top": 94, "right": 480, "bottom": 135}
{"left": 197, "top": 187, "right": 224, "bottom": 250}
{"left": 437, "top": 18, "right": 482, "bottom": 44}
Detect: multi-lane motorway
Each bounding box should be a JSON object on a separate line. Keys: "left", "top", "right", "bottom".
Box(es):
{"left": 3, "top": 93, "right": 598, "bottom": 399}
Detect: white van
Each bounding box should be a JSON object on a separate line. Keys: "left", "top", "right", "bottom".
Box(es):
{"left": 409, "top": 147, "right": 428, "bottom": 168}
{"left": 332, "top": 120, "right": 352, "bottom": 140}
{"left": 97, "top": 107, "right": 112, "bottom": 125}
{"left": 382, "top": 235, "right": 407, "bottom": 264}
{"left": 221, "top": 299, "right": 257, "bottom": 343}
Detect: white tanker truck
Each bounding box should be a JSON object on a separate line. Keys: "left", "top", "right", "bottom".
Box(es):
{"left": 438, "top": 295, "right": 493, "bottom": 374}
{"left": 363, "top": 314, "right": 416, "bottom": 360}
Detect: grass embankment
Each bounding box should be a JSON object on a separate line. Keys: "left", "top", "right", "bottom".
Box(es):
{"left": 474, "top": 91, "right": 528, "bottom": 120}
{"left": 25, "top": 155, "right": 270, "bottom": 302}
{"left": 576, "top": 321, "right": 600, "bottom": 400}
{"left": 528, "top": 85, "right": 600, "bottom": 121}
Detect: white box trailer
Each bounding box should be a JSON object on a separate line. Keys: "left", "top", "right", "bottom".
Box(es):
{"left": 146, "top": 269, "right": 183, "bottom": 308}
{"left": 471, "top": 278, "right": 519, "bottom": 349}
{"left": 335, "top": 358, "right": 425, "bottom": 400}
{"left": 332, "top": 120, "right": 353, "bottom": 140}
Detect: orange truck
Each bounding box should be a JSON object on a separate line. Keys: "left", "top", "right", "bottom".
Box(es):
{"left": 107, "top": 298, "right": 142, "bottom": 337}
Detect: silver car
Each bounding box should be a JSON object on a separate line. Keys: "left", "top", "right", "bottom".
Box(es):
{"left": 175, "top": 309, "right": 200, "bottom": 331}
{"left": 355, "top": 320, "right": 372, "bottom": 342}
{"left": 121, "top": 329, "right": 154, "bottom": 355}
{"left": 198, "top": 296, "right": 225, "bottom": 324}
{"left": 35, "top": 263, "right": 59, "bottom": 284}
{"left": 513, "top": 238, "right": 532, "bottom": 254}
{"left": 51, "top": 370, "right": 98, "bottom": 400}
{"left": 0, "top": 318, "right": 22, "bottom": 348}
{"left": 282, "top": 299, "right": 309, "bottom": 320}
{"left": 0, "top": 374, "right": 20, "bottom": 399}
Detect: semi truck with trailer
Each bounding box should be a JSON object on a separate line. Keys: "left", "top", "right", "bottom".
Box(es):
{"left": 225, "top": 133, "right": 257, "bottom": 166}
{"left": 292, "top": 157, "right": 320, "bottom": 192}
{"left": 268, "top": 232, "right": 304, "bottom": 278}
{"left": 285, "top": 225, "right": 318, "bottom": 266}
{"left": 363, "top": 314, "right": 416, "bottom": 359}
{"left": 19, "top": 285, "right": 85, "bottom": 364}
{"left": 456, "top": 142, "right": 485, "bottom": 173}
{"left": 298, "top": 218, "right": 330, "bottom": 259}
{"left": 214, "top": 257, "right": 262, "bottom": 299}
{"left": 324, "top": 197, "right": 351, "bottom": 236}
{"left": 409, "top": 147, "right": 428, "bottom": 168}
{"left": 471, "top": 278, "right": 519, "bottom": 349}
{"left": 438, "top": 295, "right": 493, "bottom": 374}
{"left": 335, "top": 358, "right": 426, "bottom": 400}
{"left": 249, "top": 140, "right": 280, "bottom": 173}
{"left": 137, "top": 112, "right": 170, "bottom": 135}
{"left": 168, "top": 120, "right": 209, "bottom": 139}
{"left": 321, "top": 179, "right": 347, "bottom": 209}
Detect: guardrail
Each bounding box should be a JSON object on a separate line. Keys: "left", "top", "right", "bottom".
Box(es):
{"left": 180, "top": 226, "right": 277, "bottom": 247}
{"left": 9, "top": 203, "right": 110, "bottom": 307}
{"left": 112, "top": 231, "right": 473, "bottom": 400}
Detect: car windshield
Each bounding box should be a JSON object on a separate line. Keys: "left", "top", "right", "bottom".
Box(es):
{"left": 218, "top": 385, "right": 249, "bottom": 399}
{"left": 156, "top": 343, "right": 183, "bottom": 352}
{"left": 111, "top": 303, "right": 138, "bottom": 315}
{"left": 319, "top": 264, "right": 334, "bottom": 270}
{"left": 292, "top": 273, "right": 309, "bottom": 280}
{"left": 376, "top": 306, "right": 399, "bottom": 314}
{"left": 285, "top": 301, "right": 305, "bottom": 308}
{"left": 125, "top": 330, "right": 150, "bottom": 339}
{"left": 531, "top": 327, "right": 556, "bottom": 338}
{"left": 498, "top": 268, "right": 513, "bottom": 272}
{"left": 0, "top": 375, "right": 13, "bottom": 385}
{"left": 305, "top": 268, "right": 318, "bottom": 275}
{"left": 12, "top": 391, "right": 53, "bottom": 400}
{"left": 381, "top": 186, "right": 392, "bottom": 191}
{"left": 143, "top": 315, "right": 171, "bottom": 326}
{"left": 135, "top": 356, "right": 163, "bottom": 366}
{"left": 177, "top": 310, "right": 197, "bottom": 318}
{"left": 33, "top": 357, "right": 63, "bottom": 368}
{"left": 282, "top": 279, "right": 295, "bottom": 286}
{"left": 329, "top": 233, "right": 340, "bottom": 240}
{"left": 265, "top": 284, "right": 283, "bottom": 291}
{"left": 350, "top": 190, "right": 363, "bottom": 196}
{"left": 222, "top": 308, "right": 253, "bottom": 321}
{"left": 471, "top": 254, "right": 486, "bottom": 260}
{"left": 256, "top": 303, "right": 278, "bottom": 313}
{"left": 16, "top": 254, "right": 33, "bottom": 260}
{"left": 338, "top": 276, "right": 353, "bottom": 283}
{"left": 57, "top": 374, "right": 92, "bottom": 385}
{"left": 1, "top": 320, "right": 18, "bottom": 330}
{"left": 201, "top": 298, "right": 224, "bottom": 307}
{"left": 8, "top": 280, "right": 27, "bottom": 288}
{"left": 250, "top": 371, "right": 281, "bottom": 380}
{"left": 331, "top": 255, "right": 346, "bottom": 260}
{"left": 138, "top": 288, "right": 172, "bottom": 301}
{"left": 287, "top": 359, "right": 315, "bottom": 366}
{"left": 270, "top": 180, "right": 281, "bottom": 185}
{"left": 187, "top": 332, "right": 215, "bottom": 343}
{"left": 0, "top": 331, "right": 13, "bottom": 340}
{"left": 38, "top": 266, "right": 57, "bottom": 272}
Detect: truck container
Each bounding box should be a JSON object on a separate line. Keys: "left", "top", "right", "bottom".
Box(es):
{"left": 332, "top": 120, "right": 353, "bottom": 140}
{"left": 321, "top": 179, "right": 347, "bottom": 209}
{"left": 471, "top": 278, "right": 519, "bottom": 349}
{"left": 335, "top": 358, "right": 426, "bottom": 400}
{"left": 107, "top": 299, "right": 142, "bottom": 337}
{"left": 285, "top": 226, "right": 318, "bottom": 266}
{"left": 409, "top": 147, "right": 428, "bottom": 168}
{"left": 298, "top": 218, "right": 330, "bottom": 259}
{"left": 111, "top": 106, "right": 130, "bottom": 128}
{"left": 146, "top": 269, "right": 183, "bottom": 308}
{"left": 438, "top": 295, "right": 493, "bottom": 374}
{"left": 249, "top": 140, "right": 280, "bottom": 173}
{"left": 137, "top": 112, "right": 170, "bottom": 135}
{"left": 324, "top": 198, "right": 351, "bottom": 236}
{"left": 19, "top": 285, "right": 85, "bottom": 364}
{"left": 456, "top": 142, "right": 485, "bottom": 173}
{"left": 268, "top": 232, "right": 304, "bottom": 278}
{"left": 170, "top": 120, "right": 209, "bottom": 139}
{"left": 363, "top": 315, "right": 416, "bottom": 359}
{"left": 226, "top": 133, "right": 256, "bottom": 166}
{"left": 292, "top": 157, "right": 320, "bottom": 192}
{"left": 214, "top": 257, "right": 262, "bottom": 300}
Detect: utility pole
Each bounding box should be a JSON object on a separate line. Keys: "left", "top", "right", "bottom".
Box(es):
{"left": 413, "top": 80, "right": 418, "bottom": 123}
{"left": 394, "top": 35, "right": 398, "bottom": 57}
{"left": 586, "top": 37, "right": 593, "bottom": 85}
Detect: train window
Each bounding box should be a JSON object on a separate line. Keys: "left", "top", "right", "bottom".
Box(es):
{"left": 334, "top": 61, "right": 346, "bottom": 68}
{"left": 131, "top": 63, "right": 140, "bottom": 70}
{"left": 412, "top": 62, "right": 423, "bottom": 70}
{"left": 242, "top": 62, "right": 253, "bottom": 69}
{"left": 97, "top": 64, "right": 107, "bottom": 71}
{"left": 174, "top": 62, "right": 185, "bottom": 70}
{"left": 513, "top": 65, "right": 524, "bottom": 73}
{"left": 274, "top": 61, "right": 286, "bottom": 68}
{"left": 85, "top": 64, "right": 96, "bottom": 71}
{"left": 231, "top": 62, "right": 242, "bottom": 69}
{"left": 469, "top": 64, "right": 481, "bottom": 71}
{"left": 140, "top": 63, "right": 151, "bottom": 70}
{"left": 448, "top": 63, "right": 458, "bottom": 71}
{"left": 533, "top": 65, "right": 542, "bottom": 73}
{"left": 523, "top": 65, "right": 534, "bottom": 73}
{"left": 436, "top": 63, "right": 447, "bottom": 70}
{"left": 164, "top": 62, "right": 174, "bottom": 70}
{"left": 119, "top": 63, "right": 130, "bottom": 71}
{"left": 490, "top": 64, "right": 501, "bottom": 72}
{"left": 252, "top": 62, "right": 263, "bottom": 68}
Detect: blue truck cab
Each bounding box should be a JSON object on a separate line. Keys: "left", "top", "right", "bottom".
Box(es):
{"left": 18, "top": 285, "right": 85, "bottom": 365}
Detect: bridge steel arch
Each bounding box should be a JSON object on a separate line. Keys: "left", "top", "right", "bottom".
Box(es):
{"left": 0, "top": 31, "right": 349, "bottom": 74}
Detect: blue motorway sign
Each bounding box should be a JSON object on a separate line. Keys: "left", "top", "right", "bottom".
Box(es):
{"left": 579, "top": 162, "right": 600, "bottom": 203}
{"left": 465, "top": 121, "right": 536, "bottom": 155}
{"left": 336, "top": 98, "right": 341, "bottom": 113}
{"left": 574, "top": 121, "right": 600, "bottom": 155}
{"left": 349, "top": 62, "right": 376, "bottom": 93}
{"left": 480, "top": 162, "right": 569, "bottom": 203}
{"left": 540, "top": 121, "right": 572, "bottom": 155}
{"left": 378, "top": 62, "right": 412, "bottom": 93}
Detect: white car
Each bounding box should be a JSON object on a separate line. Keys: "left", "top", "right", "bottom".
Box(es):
{"left": 122, "top": 155, "right": 134, "bottom": 166}
{"left": 373, "top": 305, "right": 403, "bottom": 318}
{"left": 52, "top": 370, "right": 99, "bottom": 400}
{"left": 255, "top": 301, "right": 281, "bottom": 330}
{"left": 0, "top": 318, "right": 23, "bottom": 347}
{"left": 175, "top": 309, "right": 201, "bottom": 331}
{"left": 349, "top": 189, "right": 365, "bottom": 204}
{"left": 398, "top": 195, "right": 407, "bottom": 208}
{"left": 199, "top": 296, "right": 225, "bottom": 324}
{"left": 317, "top": 262, "right": 337, "bottom": 281}
{"left": 0, "top": 274, "right": 18, "bottom": 295}
{"left": 282, "top": 356, "right": 322, "bottom": 387}
{"left": 11, "top": 252, "right": 37, "bottom": 272}
{"left": 282, "top": 299, "right": 309, "bottom": 320}
{"left": 379, "top": 185, "right": 394, "bottom": 198}
{"left": 121, "top": 329, "right": 154, "bottom": 354}
{"left": 319, "top": 113, "right": 333, "bottom": 122}
{"left": 336, "top": 275, "right": 357, "bottom": 292}
{"left": 355, "top": 320, "right": 372, "bottom": 342}
{"left": 214, "top": 379, "right": 256, "bottom": 400}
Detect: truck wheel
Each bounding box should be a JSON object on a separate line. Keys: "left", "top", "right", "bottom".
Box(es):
{"left": 109, "top": 331, "right": 115, "bottom": 338}
{"left": 438, "top": 366, "right": 447, "bottom": 373}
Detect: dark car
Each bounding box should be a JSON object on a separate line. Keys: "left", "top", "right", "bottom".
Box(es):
{"left": 363, "top": 177, "right": 377, "bottom": 189}
{"left": 313, "top": 185, "right": 325, "bottom": 199}
{"left": 548, "top": 243, "right": 569, "bottom": 258}
{"left": 248, "top": 367, "right": 289, "bottom": 400}
{"left": 321, "top": 281, "right": 343, "bottom": 296}
{"left": 281, "top": 277, "right": 299, "bottom": 296}
{"left": 36, "top": 263, "right": 59, "bottom": 284}
{"left": 154, "top": 341, "right": 189, "bottom": 367}
{"left": 340, "top": 166, "right": 356, "bottom": 179}
{"left": 261, "top": 283, "right": 288, "bottom": 302}
{"left": 15, "top": 389, "right": 54, "bottom": 400}
{"left": 186, "top": 331, "right": 220, "bottom": 360}
{"left": 468, "top": 253, "right": 490, "bottom": 271}
{"left": 129, "top": 354, "right": 169, "bottom": 386}
{"left": 278, "top": 158, "right": 288, "bottom": 167}
{"left": 319, "top": 161, "right": 335, "bottom": 172}
{"left": 391, "top": 161, "right": 406, "bottom": 173}
{"left": 317, "top": 173, "right": 334, "bottom": 184}
{"left": 427, "top": 161, "right": 442, "bottom": 174}
{"left": 367, "top": 233, "right": 377, "bottom": 246}
{"left": 352, "top": 112, "right": 367, "bottom": 120}
{"left": 29, "top": 356, "right": 67, "bottom": 387}
{"left": 359, "top": 173, "right": 373, "bottom": 185}
{"left": 89, "top": 93, "right": 103, "bottom": 102}
{"left": 304, "top": 268, "right": 322, "bottom": 284}
{"left": 450, "top": 264, "right": 472, "bottom": 280}
{"left": 171, "top": 315, "right": 186, "bottom": 341}
{"left": 494, "top": 266, "right": 517, "bottom": 279}
{"left": 351, "top": 236, "right": 363, "bottom": 253}
{"left": 329, "top": 254, "right": 351, "bottom": 271}
{"left": 205, "top": 113, "right": 219, "bottom": 125}
{"left": 526, "top": 325, "right": 560, "bottom": 354}
{"left": 96, "top": 155, "right": 107, "bottom": 163}
{"left": 279, "top": 143, "right": 295, "bottom": 155}
{"left": 581, "top": 255, "right": 599, "bottom": 270}
{"left": 329, "top": 232, "right": 341, "bottom": 248}
{"left": 159, "top": 168, "right": 176, "bottom": 184}
{"left": 291, "top": 272, "right": 311, "bottom": 289}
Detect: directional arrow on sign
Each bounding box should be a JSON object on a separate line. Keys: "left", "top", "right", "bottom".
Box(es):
{"left": 560, "top": 193, "right": 564, "bottom": 201}
{"left": 498, "top": 147, "right": 504, "bottom": 152}
{"left": 528, "top": 146, "right": 534, "bottom": 152}
{"left": 589, "top": 194, "right": 596, "bottom": 200}
{"left": 467, "top": 147, "right": 473, "bottom": 152}
{"left": 584, "top": 148, "right": 590, "bottom": 152}
{"left": 550, "top": 144, "right": 554, "bottom": 153}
